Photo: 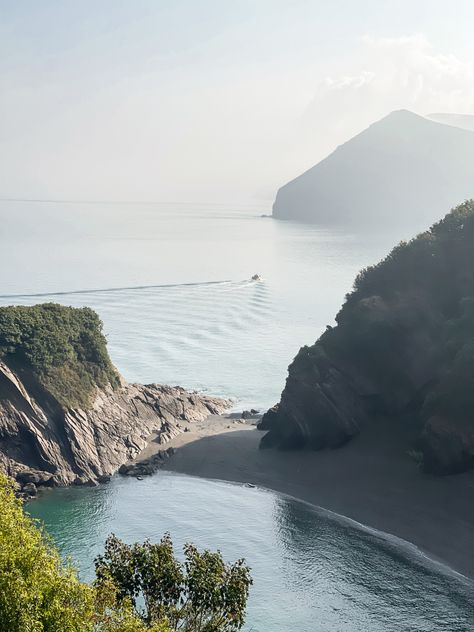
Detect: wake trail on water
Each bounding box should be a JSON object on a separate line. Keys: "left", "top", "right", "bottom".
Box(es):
{"left": 0, "top": 278, "right": 262, "bottom": 300}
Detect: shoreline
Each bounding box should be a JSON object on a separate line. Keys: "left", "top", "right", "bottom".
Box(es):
{"left": 134, "top": 414, "right": 474, "bottom": 580}
{"left": 166, "top": 470, "right": 473, "bottom": 587}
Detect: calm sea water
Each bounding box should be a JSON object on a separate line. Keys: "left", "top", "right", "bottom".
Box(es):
{"left": 28, "top": 473, "right": 474, "bottom": 632}
{"left": 2, "top": 200, "right": 473, "bottom": 630}
{"left": 0, "top": 200, "right": 394, "bottom": 409}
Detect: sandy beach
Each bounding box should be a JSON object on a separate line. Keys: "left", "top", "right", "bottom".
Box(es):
{"left": 135, "top": 413, "right": 474, "bottom": 580}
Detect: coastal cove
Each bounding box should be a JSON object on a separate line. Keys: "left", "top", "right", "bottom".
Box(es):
{"left": 3, "top": 201, "right": 474, "bottom": 630}
{"left": 155, "top": 416, "right": 474, "bottom": 580}
{"left": 5, "top": 6, "right": 474, "bottom": 631}
{"left": 28, "top": 469, "right": 474, "bottom": 632}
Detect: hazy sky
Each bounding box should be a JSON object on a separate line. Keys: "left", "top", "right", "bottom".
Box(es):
{"left": 2, "top": 0, "right": 474, "bottom": 204}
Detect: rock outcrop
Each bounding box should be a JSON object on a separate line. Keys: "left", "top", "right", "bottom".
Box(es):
{"left": 260, "top": 201, "right": 474, "bottom": 474}
{"left": 0, "top": 360, "right": 228, "bottom": 490}
{"left": 273, "top": 110, "right": 474, "bottom": 231}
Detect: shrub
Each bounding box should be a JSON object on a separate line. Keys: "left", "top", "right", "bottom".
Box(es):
{"left": 0, "top": 303, "right": 119, "bottom": 408}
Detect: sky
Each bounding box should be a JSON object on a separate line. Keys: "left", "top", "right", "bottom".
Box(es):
{"left": 2, "top": 0, "right": 474, "bottom": 205}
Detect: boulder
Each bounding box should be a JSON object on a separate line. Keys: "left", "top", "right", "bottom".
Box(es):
{"left": 16, "top": 471, "right": 41, "bottom": 485}
{"left": 22, "top": 482, "right": 37, "bottom": 496}
{"left": 73, "top": 476, "right": 98, "bottom": 487}
{"left": 420, "top": 417, "right": 474, "bottom": 474}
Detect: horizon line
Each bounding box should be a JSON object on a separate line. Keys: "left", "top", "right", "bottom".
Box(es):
{"left": 0, "top": 197, "right": 269, "bottom": 208}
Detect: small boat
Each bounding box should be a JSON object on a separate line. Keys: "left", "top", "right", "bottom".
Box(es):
{"left": 251, "top": 274, "right": 262, "bottom": 281}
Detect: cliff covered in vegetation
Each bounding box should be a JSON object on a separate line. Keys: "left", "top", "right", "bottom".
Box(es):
{"left": 0, "top": 304, "right": 228, "bottom": 491}
{"left": 260, "top": 201, "right": 474, "bottom": 474}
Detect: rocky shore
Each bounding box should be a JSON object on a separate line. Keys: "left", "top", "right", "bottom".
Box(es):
{"left": 0, "top": 360, "right": 229, "bottom": 496}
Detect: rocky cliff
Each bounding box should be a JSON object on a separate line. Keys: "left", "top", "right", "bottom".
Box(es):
{"left": 0, "top": 304, "right": 228, "bottom": 493}
{"left": 260, "top": 201, "right": 474, "bottom": 474}
{"left": 0, "top": 361, "right": 227, "bottom": 491}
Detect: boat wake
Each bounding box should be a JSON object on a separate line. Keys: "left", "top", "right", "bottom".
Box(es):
{"left": 0, "top": 276, "right": 271, "bottom": 407}
{"left": 0, "top": 278, "right": 263, "bottom": 300}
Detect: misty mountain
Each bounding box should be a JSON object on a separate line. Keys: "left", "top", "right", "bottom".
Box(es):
{"left": 272, "top": 110, "right": 474, "bottom": 230}
{"left": 427, "top": 112, "right": 474, "bottom": 132}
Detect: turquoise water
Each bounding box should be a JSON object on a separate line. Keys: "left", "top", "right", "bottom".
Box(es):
{"left": 28, "top": 472, "right": 474, "bottom": 632}
{"left": 3, "top": 201, "right": 473, "bottom": 630}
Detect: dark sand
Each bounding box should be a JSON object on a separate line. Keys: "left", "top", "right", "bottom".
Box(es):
{"left": 137, "top": 415, "right": 474, "bottom": 579}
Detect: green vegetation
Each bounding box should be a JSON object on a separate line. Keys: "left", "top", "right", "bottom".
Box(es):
{"left": 0, "top": 303, "right": 120, "bottom": 408}
{"left": 350, "top": 199, "right": 474, "bottom": 311}
{"left": 0, "top": 475, "right": 251, "bottom": 631}
{"left": 263, "top": 201, "right": 474, "bottom": 470}
{"left": 95, "top": 534, "right": 252, "bottom": 631}
{"left": 0, "top": 474, "right": 94, "bottom": 632}
{"left": 316, "top": 200, "right": 474, "bottom": 421}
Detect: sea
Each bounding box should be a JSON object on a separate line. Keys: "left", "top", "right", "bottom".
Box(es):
{"left": 1, "top": 200, "right": 473, "bottom": 631}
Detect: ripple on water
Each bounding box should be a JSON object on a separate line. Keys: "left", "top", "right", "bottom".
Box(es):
{"left": 0, "top": 279, "right": 274, "bottom": 407}
{"left": 27, "top": 473, "right": 474, "bottom": 632}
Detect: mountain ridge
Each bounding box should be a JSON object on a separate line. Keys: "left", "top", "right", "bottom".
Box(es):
{"left": 273, "top": 110, "right": 474, "bottom": 229}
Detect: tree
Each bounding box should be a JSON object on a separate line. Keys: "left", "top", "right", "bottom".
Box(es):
{"left": 92, "top": 578, "right": 170, "bottom": 632}
{"left": 94, "top": 534, "right": 252, "bottom": 632}
{"left": 0, "top": 474, "right": 94, "bottom": 632}
{"left": 0, "top": 474, "right": 251, "bottom": 632}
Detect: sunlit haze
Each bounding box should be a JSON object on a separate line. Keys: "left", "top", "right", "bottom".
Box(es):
{"left": 2, "top": 0, "right": 474, "bottom": 204}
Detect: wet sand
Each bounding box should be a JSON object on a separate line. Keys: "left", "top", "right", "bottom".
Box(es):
{"left": 135, "top": 414, "right": 474, "bottom": 579}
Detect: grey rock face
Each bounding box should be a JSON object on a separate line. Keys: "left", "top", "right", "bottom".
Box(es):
{"left": 258, "top": 278, "right": 472, "bottom": 472}
{"left": 0, "top": 361, "right": 229, "bottom": 487}
{"left": 420, "top": 417, "right": 474, "bottom": 474}
{"left": 259, "top": 345, "right": 366, "bottom": 451}
{"left": 22, "top": 482, "right": 37, "bottom": 496}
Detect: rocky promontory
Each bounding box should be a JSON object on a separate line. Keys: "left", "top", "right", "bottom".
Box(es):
{"left": 260, "top": 201, "right": 474, "bottom": 474}
{"left": 0, "top": 304, "right": 228, "bottom": 493}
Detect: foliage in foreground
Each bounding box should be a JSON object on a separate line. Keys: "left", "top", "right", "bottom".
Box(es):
{"left": 0, "top": 475, "right": 251, "bottom": 632}
{"left": 0, "top": 474, "right": 94, "bottom": 632}
{"left": 0, "top": 303, "right": 119, "bottom": 408}
{"left": 95, "top": 534, "right": 252, "bottom": 632}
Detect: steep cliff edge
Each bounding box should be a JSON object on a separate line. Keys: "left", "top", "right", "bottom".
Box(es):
{"left": 260, "top": 201, "right": 474, "bottom": 474}
{"left": 0, "top": 304, "right": 228, "bottom": 490}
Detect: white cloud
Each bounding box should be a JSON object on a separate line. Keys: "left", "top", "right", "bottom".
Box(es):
{"left": 1, "top": 27, "right": 474, "bottom": 203}
{"left": 295, "top": 35, "right": 474, "bottom": 170}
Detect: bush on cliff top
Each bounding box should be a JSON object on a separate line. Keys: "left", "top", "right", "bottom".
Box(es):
{"left": 0, "top": 303, "right": 120, "bottom": 408}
